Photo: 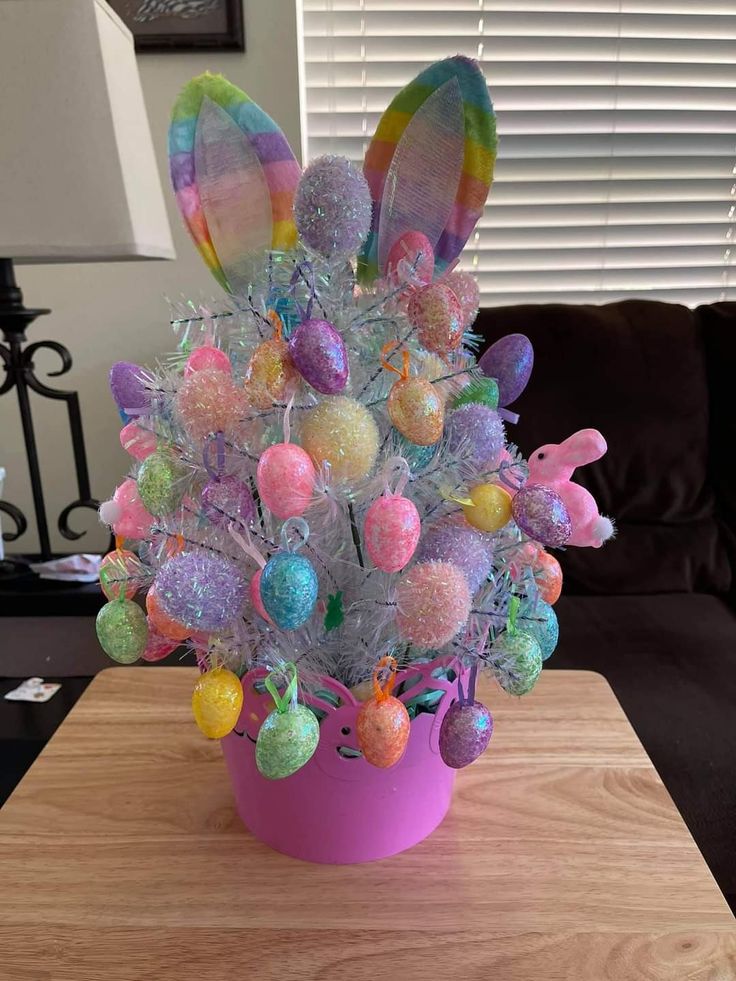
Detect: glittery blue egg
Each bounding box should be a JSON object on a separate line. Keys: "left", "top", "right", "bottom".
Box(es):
{"left": 392, "top": 430, "right": 437, "bottom": 473}
{"left": 525, "top": 600, "right": 559, "bottom": 661}
{"left": 260, "top": 552, "right": 318, "bottom": 630}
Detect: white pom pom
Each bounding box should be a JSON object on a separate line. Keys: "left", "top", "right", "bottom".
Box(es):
{"left": 99, "top": 499, "right": 121, "bottom": 528}
{"left": 594, "top": 516, "right": 615, "bottom": 544}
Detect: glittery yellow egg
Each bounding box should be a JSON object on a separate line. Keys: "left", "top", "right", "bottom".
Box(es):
{"left": 244, "top": 337, "right": 299, "bottom": 409}
{"left": 192, "top": 667, "right": 244, "bottom": 739}
{"left": 388, "top": 376, "right": 444, "bottom": 446}
{"left": 462, "top": 483, "right": 513, "bottom": 533}
{"left": 300, "top": 397, "right": 379, "bottom": 482}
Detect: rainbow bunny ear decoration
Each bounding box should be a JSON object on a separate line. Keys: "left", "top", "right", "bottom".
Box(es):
{"left": 358, "top": 56, "right": 497, "bottom": 284}
{"left": 169, "top": 73, "right": 301, "bottom": 295}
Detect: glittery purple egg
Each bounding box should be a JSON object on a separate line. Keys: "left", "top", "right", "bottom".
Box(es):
{"left": 439, "top": 700, "right": 493, "bottom": 769}
{"left": 155, "top": 552, "right": 247, "bottom": 632}
{"left": 288, "top": 319, "right": 349, "bottom": 395}
{"left": 109, "top": 362, "right": 151, "bottom": 414}
{"left": 446, "top": 403, "right": 505, "bottom": 471}
{"left": 512, "top": 484, "right": 572, "bottom": 547}
{"left": 293, "top": 155, "right": 372, "bottom": 259}
{"left": 416, "top": 515, "right": 493, "bottom": 593}
{"left": 201, "top": 476, "right": 255, "bottom": 529}
{"left": 478, "top": 334, "right": 534, "bottom": 407}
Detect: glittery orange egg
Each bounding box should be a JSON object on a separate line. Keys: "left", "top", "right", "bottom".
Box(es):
{"left": 535, "top": 550, "right": 563, "bottom": 605}
{"left": 356, "top": 695, "right": 410, "bottom": 768}
{"left": 244, "top": 337, "right": 299, "bottom": 409}
{"left": 300, "top": 396, "right": 379, "bottom": 482}
{"left": 407, "top": 283, "right": 464, "bottom": 355}
{"left": 387, "top": 376, "right": 444, "bottom": 446}
{"left": 146, "top": 584, "right": 190, "bottom": 641}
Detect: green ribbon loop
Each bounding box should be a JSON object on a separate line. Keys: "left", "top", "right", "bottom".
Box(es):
{"left": 507, "top": 595, "right": 521, "bottom": 635}
{"left": 264, "top": 662, "right": 298, "bottom": 714}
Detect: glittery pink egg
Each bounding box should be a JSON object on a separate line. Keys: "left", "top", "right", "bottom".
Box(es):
{"left": 250, "top": 568, "right": 271, "bottom": 623}
{"left": 386, "top": 231, "right": 435, "bottom": 285}
{"left": 119, "top": 422, "right": 157, "bottom": 462}
{"left": 176, "top": 368, "right": 247, "bottom": 439}
{"left": 396, "top": 560, "right": 471, "bottom": 648}
{"left": 140, "top": 621, "right": 179, "bottom": 662}
{"left": 444, "top": 270, "right": 480, "bottom": 329}
{"left": 99, "top": 548, "right": 145, "bottom": 601}
{"left": 407, "top": 283, "right": 464, "bottom": 355}
{"left": 99, "top": 478, "right": 154, "bottom": 540}
{"left": 184, "top": 345, "right": 231, "bottom": 377}
{"left": 364, "top": 495, "right": 420, "bottom": 573}
{"left": 256, "top": 442, "right": 316, "bottom": 520}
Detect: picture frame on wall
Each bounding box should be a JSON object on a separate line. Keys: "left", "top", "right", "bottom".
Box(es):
{"left": 107, "top": 0, "right": 245, "bottom": 52}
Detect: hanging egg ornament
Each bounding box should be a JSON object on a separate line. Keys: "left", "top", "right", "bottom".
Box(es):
{"left": 525, "top": 600, "right": 559, "bottom": 661}
{"left": 154, "top": 552, "right": 247, "bottom": 633}
{"left": 444, "top": 270, "right": 480, "bottom": 329}
{"left": 461, "top": 483, "right": 513, "bottom": 533}
{"left": 244, "top": 335, "right": 298, "bottom": 409}
{"left": 392, "top": 431, "right": 438, "bottom": 473}
{"left": 396, "top": 560, "right": 471, "bottom": 648}
{"left": 184, "top": 345, "right": 231, "bottom": 377}
{"left": 99, "top": 548, "right": 145, "bottom": 601}
{"left": 99, "top": 478, "right": 154, "bottom": 540}
{"left": 288, "top": 319, "right": 349, "bottom": 395}
{"left": 259, "top": 518, "right": 319, "bottom": 630}
{"left": 478, "top": 333, "right": 534, "bottom": 408}
{"left": 250, "top": 568, "right": 272, "bottom": 623}
{"left": 255, "top": 664, "right": 320, "bottom": 779}
{"left": 446, "top": 403, "right": 505, "bottom": 470}
{"left": 417, "top": 514, "right": 493, "bottom": 593}
{"left": 257, "top": 443, "right": 315, "bottom": 519}
{"left": 137, "top": 450, "right": 187, "bottom": 517}
{"left": 293, "top": 155, "right": 372, "bottom": 259}
{"left": 301, "top": 397, "right": 379, "bottom": 482}
{"left": 356, "top": 656, "right": 411, "bottom": 768}
{"left": 201, "top": 475, "right": 255, "bottom": 529}
{"left": 386, "top": 231, "right": 435, "bottom": 286}
{"left": 384, "top": 347, "right": 444, "bottom": 447}
{"left": 535, "top": 550, "right": 563, "bottom": 605}
{"left": 407, "top": 283, "right": 464, "bottom": 355}
{"left": 450, "top": 376, "right": 499, "bottom": 412}
{"left": 439, "top": 670, "right": 493, "bottom": 769}
{"left": 140, "top": 621, "right": 178, "bottom": 663}
{"left": 146, "top": 584, "right": 191, "bottom": 642}
{"left": 512, "top": 484, "right": 572, "bottom": 547}
{"left": 192, "top": 667, "right": 244, "bottom": 739}
{"left": 176, "top": 367, "right": 247, "bottom": 439}
{"left": 492, "top": 629, "right": 543, "bottom": 696}
{"left": 96, "top": 599, "right": 148, "bottom": 664}
{"left": 109, "top": 361, "right": 151, "bottom": 415}
{"left": 120, "top": 421, "right": 157, "bottom": 462}
{"left": 364, "top": 460, "right": 420, "bottom": 573}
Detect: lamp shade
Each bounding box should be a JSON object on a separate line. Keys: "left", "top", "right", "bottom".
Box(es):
{"left": 0, "top": 0, "right": 175, "bottom": 263}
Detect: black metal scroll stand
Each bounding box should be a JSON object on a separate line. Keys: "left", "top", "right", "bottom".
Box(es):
{"left": 0, "top": 257, "right": 99, "bottom": 581}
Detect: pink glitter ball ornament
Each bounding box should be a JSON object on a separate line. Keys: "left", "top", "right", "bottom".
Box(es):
{"left": 407, "top": 283, "right": 464, "bottom": 355}
{"left": 396, "top": 560, "right": 472, "bottom": 648}
{"left": 256, "top": 442, "right": 316, "bottom": 520}
{"left": 176, "top": 367, "right": 247, "bottom": 439}
{"left": 120, "top": 421, "right": 157, "bottom": 462}
{"left": 443, "top": 270, "right": 480, "bottom": 329}
{"left": 99, "top": 478, "right": 154, "bottom": 540}
{"left": 184, "top": 345, "right": 232, "bottom": 377}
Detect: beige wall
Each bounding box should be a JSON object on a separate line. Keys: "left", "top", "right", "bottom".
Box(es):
{"left": 1, "top": 0, "right": 303, "bottom": 555}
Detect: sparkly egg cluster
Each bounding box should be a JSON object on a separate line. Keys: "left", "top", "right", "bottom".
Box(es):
{"left": 97, "top": 60, "right": 612, "bottom": 780}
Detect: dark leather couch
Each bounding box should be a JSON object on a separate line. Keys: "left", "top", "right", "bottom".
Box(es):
{"left": 477, "top": 299, "right": 736, "bottom": 911}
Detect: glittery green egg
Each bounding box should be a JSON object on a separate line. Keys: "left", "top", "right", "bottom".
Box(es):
{"left": 137, "top": 451, "right": 186, "bottom": 517}
{"left": 96, "top": 599, "right": 148, "bottom": 663}
{"left": 492, "top": 629, "right": 542, "bottom": 696}
{"left": 255, "top": 704, "right": 320, "bottom": 780}
{"left": 450, "top": 377, "right": 499, "bottom": 411}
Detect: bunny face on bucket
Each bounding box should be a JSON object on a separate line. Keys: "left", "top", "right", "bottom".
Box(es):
{"left": 527, "top": 429, "right": 614, "bottom": 549}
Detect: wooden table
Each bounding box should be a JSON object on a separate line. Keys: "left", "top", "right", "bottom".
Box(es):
{"left": 1, "top": 668, "right": 734, "bottom": 980}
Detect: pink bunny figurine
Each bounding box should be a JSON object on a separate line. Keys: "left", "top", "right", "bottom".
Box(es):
{"left": 526, "top": 429, "right": 614, "bottom": 548}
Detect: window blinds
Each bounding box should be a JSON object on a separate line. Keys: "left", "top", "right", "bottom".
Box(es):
{"left": 301, "top": 1, "right": 736, "bottom": 306}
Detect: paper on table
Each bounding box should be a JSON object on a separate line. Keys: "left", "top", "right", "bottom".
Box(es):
{"left": 28, "top": 553, "right": 102, "bottom": 583}
{"left": 4, "top": 678, "right": 61, "bottom": 703}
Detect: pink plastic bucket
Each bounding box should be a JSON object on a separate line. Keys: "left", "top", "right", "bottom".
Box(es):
{"left": 221, "top": 658, "right": 464, "bottom": 863}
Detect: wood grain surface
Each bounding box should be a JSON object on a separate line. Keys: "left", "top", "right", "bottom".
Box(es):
{"left": 0, "top": 667, "right": 733, "bottom": 980}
